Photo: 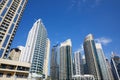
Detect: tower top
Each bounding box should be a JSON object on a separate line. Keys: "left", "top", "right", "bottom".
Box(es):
{"left": 60, "top": 39, "right": 72, "bottom": 47}
{"left": 84, "top": 34, "right": 94, "bottom": 41}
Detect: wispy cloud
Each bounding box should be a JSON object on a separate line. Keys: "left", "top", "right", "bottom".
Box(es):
{"left": 95, "top": 37, "right": 112, "bottom": 45}
{"left": 69, "top": 0, "right": 102, "bottom": 10}
{"left": 77, "top": 44, "right": 84, "bottom": 52}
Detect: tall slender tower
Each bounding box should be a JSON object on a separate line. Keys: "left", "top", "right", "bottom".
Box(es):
{"left": 83, "top": 34, "right": 101, "bottom": 80}
{"left": 0, "top": 0, "right": 27, "bottom": 58}
{"left": 50, "top": 44, "right": 59, "bottom": 80}
{"left": 43, "top": 38, "right": 50, "bottom": 79}
{"left": 24, "top": 19, "right": 48, "bottom": 79}
{"left": 73, "top": 51, "right": 83, "bottom": 75}
{"left": 111, "top": 53, "right": 120, "bottom": 80}
{"left": 59, "top": 39, "right": 72, "bottom": 80}
{"left": 96, "top": 43, "right": 111, "bottom": 80}
{"left": 106, "top": 59, "right": 114, "bottom": 80}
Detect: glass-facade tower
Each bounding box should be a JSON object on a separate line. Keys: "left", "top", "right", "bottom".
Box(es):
{"left": 50, "top": 44, "right": 59, "bottom": 80}
{"left": 59, "top": 39, "right": 72, "bottom": 80}
{"left": 83, "top": 34, "right": 101, "bottom": 80}
{"left": 111, "top": 53, "right": 120, "bottom": 80}
{"left": 96, "top": 43, "right": 111, "bottom": 80}
{"left": 0, "top": 0, "right": 27, "bottom": 58}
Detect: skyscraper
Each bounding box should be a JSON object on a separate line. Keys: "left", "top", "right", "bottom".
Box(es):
{"left": 24, "top": 19, "right": 48, "bottom": 79}
{"left": 43, "top": 38, "right": 50, "bottom": 79}
{"left": 82, "top": 55, "right": 88, "bottom": 74}
{"left": 106, "top": 59, "right": 114, "bottom": 80}
{"left": 95, "top": 43, "right": 111, "bottom": 80}
{"left": 73, "top": 51, "right": 83, "bottom": 75}
{"left": 83, "top": 34, "right": 101, "bottom": 80}
{"left": 59, "top": 39, "right": 72, "bottom": 80}
{"left": 50, "top": 44, "right": 59, "bottom": 80}
{"left": 111, "top": 53, "right": 120, "bottom": 80}
{"left": 0, "top": 0, "right": 27, "bottom": 58}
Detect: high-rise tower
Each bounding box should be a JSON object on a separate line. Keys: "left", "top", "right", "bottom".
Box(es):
{"left": 111, "top": 53, "right": 120, "bottom": 80}
{"left": 50, "top": 44, "right": 59, "bottom": 80}
{"left": 83, "top": 34, "right": 101, "bottom": 80}
{"left": 24, "top": 19, "right": 48, "bottom": 79}
{"left": 43, "top": 38, "right": 50, "bottom": 79}
{"left": 73, "top": 51, "right": 83, "bottom": 75}
{"left": 59, "top": 39, "right": 72, "bottom": 80}
{"left": 0, "top": 0, "right": 27, "bottom": 58}
{"left": 96, "top": 43, "right": 111, "bottom": 80}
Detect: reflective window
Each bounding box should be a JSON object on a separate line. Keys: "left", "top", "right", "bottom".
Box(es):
{"left": 1, "top": 7, "right": 7, "bottom": 16}
{"left": 7, "top": 0, "right": 12, "bottom": 7}
{"left": 2, "top": 35, "right": 10, "bottom": 47}
{"left": 8, "top": 23, "right": 14, "bottom": 34}
{"left": 13, "top": 14, "right": 18, "bottom": 22}
{"left": 0, "top": 49, "right": 4, "bottom": 57}
{"left": 17, "top": 6, "right": 22, "bottom": 13}
{"left": 0, "top": 17, "right": 2, "bottom": 22}
{"left": 21, "top": 0, "right": 24, "bottom": 6}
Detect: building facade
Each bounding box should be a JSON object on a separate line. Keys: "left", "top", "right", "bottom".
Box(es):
{"left": 43, "top": 38, "right": 50, "bottom": 79}
{"left": 17, "top": 46, "right": 25, "bottom": 62}
{"left": 0, "top": 58, "right": 30, "bottom": 80}
{"left": 73, "top": 51, "right": 83, "bottom": 75}
{"left": 111, "top": 53, "right": 120, "bottom": 80}
{"left": 95, "top": 43, "right": 111, "bottom": 80}
{"left": 83, "top": 34, "right": 101, "bottom": 80}
{"left": 59, "top": 39, "right": 72, "bottom": 80}
{"left": 8, "top": 48, "right": 21, "bottom": 61}
{"left": 23, "top": 19, "right": 48, "bottom": 79}
{"left": 0, "top": 0, "right": 27, "bottom": 58}
{"left": 50, "top": 44, "right": 59, "bottom": 80}
{"left": 106, "top": 59, "right": 114, "bottom": 80}
{"left": 72, "top": 75, "right": 95, "bottom": 80}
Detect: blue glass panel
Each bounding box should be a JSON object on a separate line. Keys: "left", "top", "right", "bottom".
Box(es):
{"left": 21, "top": 0, "right": 24, "bottom": 6}
{"left": 2, "top": 35, "right": 10, "bottom": 47}
{"left": 0, "top": 17, "right": 2, "bottom": 22}
{"left": 0, "top": 49, "right": 4, "bottom": 57}
{"left": 7, "top": 0, "right": 12, "bottom": 7}
{"left": 1, "top": 8, "right": 7, "bottom": 16}
{"left": 17, "top": 6, "right": 22, "bottom": 13}
{"left": 13, "top": 14, "right": 18, "bottom": 22}
{"left": 8, "top": 24, "right": 14, "bottom": 34}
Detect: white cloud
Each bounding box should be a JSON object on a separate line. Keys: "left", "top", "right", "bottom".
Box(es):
{"left": 77, "top": 44, "right": 84, "bottom": 52}
{"left": 95, "top": 37, "right": 112, "bottom": 45}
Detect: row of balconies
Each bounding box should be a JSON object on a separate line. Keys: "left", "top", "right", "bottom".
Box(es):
{"left": 0, "top": 64, "right": 29, "bottom": 72}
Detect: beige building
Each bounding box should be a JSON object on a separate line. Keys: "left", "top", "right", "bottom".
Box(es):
{"left": 0, "top": 58, "right": 30, "bottom": 80}
{"left": 8, "top": 48, "right": 21, "bottom": 61}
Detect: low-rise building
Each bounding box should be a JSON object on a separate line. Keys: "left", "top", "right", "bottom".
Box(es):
{"left": 0, "top": 58, "right": 30, "bottom": 80}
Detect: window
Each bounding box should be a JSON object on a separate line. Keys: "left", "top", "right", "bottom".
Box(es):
{"left": 2, "top": 35, "right": 10, "bottom": 47}
{"left": 1, "top": 7, "right": 7, "bottom": 16}
{"left": 17, "top": 6, "right": 22, "bottom": 13}
{"left": 13, "top": 14, "right": 18, "bottom": 22}
{"left": 0, "top": 73, "right": 3, "bottom": 77}
{"left": 6, "top": 73, "right": 11, "bottom": 77}
{"left": 0, "top": 17, "right": 2, "bottom": 22}
{"left": 7, "top": 0, "right": 12, "bottom": 7}
{"left": 8, "top": 23, "right": 14, "bottom": 34}
{"left": 0, "top": 49, "right": 4, "bottom": 57}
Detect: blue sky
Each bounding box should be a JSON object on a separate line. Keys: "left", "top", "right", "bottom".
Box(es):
{"left": 11, "top": 0, "right": 120, "bottom": 59}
